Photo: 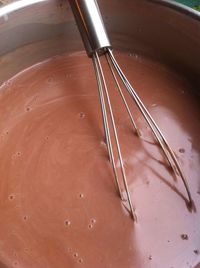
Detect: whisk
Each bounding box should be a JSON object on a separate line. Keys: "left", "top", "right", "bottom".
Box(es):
{"left": 69, "top": 0, "right": 192, "bottom": 221}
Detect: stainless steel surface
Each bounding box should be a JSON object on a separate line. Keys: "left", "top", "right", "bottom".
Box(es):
{"left": 0, "top": 0, "right": 200, "bottom": 87}
{"left": 69, "top": 0, "right": 111, "bottom": 56}
{"left": 69, "top": 0, "right": 193, "bottom": 219}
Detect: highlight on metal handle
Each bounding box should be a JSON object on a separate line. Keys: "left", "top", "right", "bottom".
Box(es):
{"left": 69, "top": 0, "right": 112, "bottom": 57}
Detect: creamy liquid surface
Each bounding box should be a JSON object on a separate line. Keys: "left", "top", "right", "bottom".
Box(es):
{"left": 0, "top": 52, "right": 200, "bottom": 268}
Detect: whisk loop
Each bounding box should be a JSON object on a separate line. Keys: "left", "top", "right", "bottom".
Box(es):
{"left": 92, "top": 51, "right": 137, "bottom": 221}
{"left": 69, "top": 0, "right": 192, "bottom": 220}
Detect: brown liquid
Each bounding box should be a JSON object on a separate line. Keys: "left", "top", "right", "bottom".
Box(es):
{"left": 0, "top": 52, "right": 200, "bottom": 268}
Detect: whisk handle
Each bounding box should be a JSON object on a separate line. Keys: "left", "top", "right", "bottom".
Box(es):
{"left": 69, "top": 0, "right": 112, "bottom": 57}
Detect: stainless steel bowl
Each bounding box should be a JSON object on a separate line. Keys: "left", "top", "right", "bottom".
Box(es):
{"left": 0, "top": 2, "right": 200, "bottom": 268}
{"left": 0, "top": 0, "right": 200, "bottom": 92}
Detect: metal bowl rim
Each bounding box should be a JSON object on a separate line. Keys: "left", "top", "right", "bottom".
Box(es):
{"left": 0, "top": 0, "right": 200, "bottom": 20}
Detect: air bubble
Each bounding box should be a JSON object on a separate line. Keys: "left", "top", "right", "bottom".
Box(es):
{"left": 91, "top": 219, "right": 96, "bottom": 224}
{"left": 88, "top": 224, "right": 93, "bottom": 229}
{"left": 73, "top": 253, "right": 78, "bottom": 258}
{"left": 79, "top": 193, "right": 84, "bottom": 198}
{"left": 23, "top": 216, "right": 28, "bottom": 221}
{"left": 64, "top": 220, "right": 71, "bottom": 226}
{"left": 79, "top": 112, "right": 85, "bottom": 119}
{"left": 78, "top": 258, "right": 83, "bottom": 264}
{"left": 8, "top": 194, "right": 15, "bottom": 201}
{"left": 181, "top": 234, "right": 188, "bottom": 240}
{"left": 179, "top": 148, "right": 185, "bottom": 154}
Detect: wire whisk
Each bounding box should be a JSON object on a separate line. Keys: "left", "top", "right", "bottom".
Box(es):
{"left": 69, "top": 0, "right": 192, "bottom": 221}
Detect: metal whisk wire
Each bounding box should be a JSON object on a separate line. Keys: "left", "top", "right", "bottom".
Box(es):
{"left": 107, "top": 48, "right": 192, "bottom": 206}
{"left": 92, "top": 51, "right": 137, "bottom": 221}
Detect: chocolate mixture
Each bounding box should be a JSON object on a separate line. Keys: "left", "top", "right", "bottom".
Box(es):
{"left": 0, "top": 51, "right": 200, "bottom": 268}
